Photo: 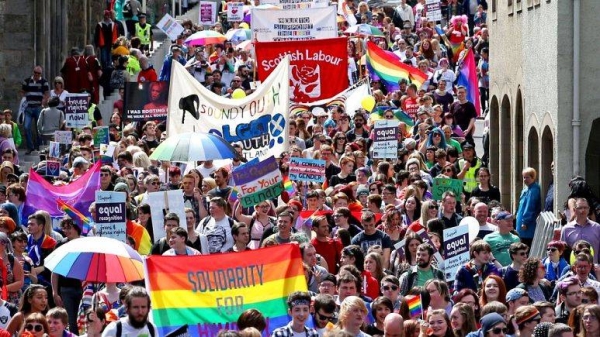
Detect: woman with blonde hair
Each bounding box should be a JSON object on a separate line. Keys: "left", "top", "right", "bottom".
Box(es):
{"left": 35, "top": 210, "right": 63, "bottom": 242}
{"left": 336, "top": 296, "right": 369, "bottom": 336}
{"left": 364, "top": 252, "right": 385, "bottom": 284}
{"left": 0, "top": 161, "right": 15, "bottom": 186}
{"left": 449, "top": 303, "right": 477, "bottom": 337}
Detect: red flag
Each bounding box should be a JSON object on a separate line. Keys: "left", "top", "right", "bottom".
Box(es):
{"left": 255, "top": 37, "right": 349, "bottom": 102}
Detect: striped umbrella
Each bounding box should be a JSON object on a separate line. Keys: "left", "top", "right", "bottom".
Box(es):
{"left": 44, "top": 237, "right": 144, "bottom": 283}
{"left": 184, "top": 30, "right": 227, "bottom": 46}
{"left": 225, "top": 28, "right": 252, "bottom": 43}
{"left": 344, "top": 24, "right": 385, "bottom": 37}
{"left": 150, "top": 132, "right": 239, "bottom": 162}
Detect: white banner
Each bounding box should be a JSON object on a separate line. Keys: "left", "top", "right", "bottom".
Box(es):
{"left": 199, "top": 1, "right": 218, "bottom": 26}
{"left": 260, "top": 0, "right": 328, "bottom": 9}
{"left": 227, "top": 2, "right": 244, "bottom": 22}
{"left": 167, "top": 57, "right": 290, "bottom": 160}
{"left": 289, "top": 80, "right": 370, "bottom": 118}
{"left": 251, "top": 6, "right": 337, "bottom": 42}
{"left": 156, "top": 14, "right": 184, "bottom": 41}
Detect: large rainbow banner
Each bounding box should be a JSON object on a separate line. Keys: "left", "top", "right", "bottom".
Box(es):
{"left": 145, "top": 244, "right": 307, "bottom": 336}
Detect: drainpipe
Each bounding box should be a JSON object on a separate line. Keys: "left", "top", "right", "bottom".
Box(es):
{"left": 572, "top": 0, "right": 580, "bottom": 176}
{"left": 34, "top": 0, "right": 37, "bottom": 66}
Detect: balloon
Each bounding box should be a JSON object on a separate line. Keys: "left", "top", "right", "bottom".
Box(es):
{"left": 459, "top": 216, "right": 480, "bottom": 243}
{"left": 232, "top": 88, "right": 246, "bottom": 99}
{"left": 361, "top": 95, "right": 375, "bottom": 112}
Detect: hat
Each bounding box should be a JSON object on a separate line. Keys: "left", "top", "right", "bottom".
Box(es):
{"left": 239, "top": 22, "right": 249, "bottom": 29}
{"left": 0, "top": 217, "right": 16, "bottom": 233}
{"left": 114, "top": 182, "right": 130, "bottom": 193}
{"left": 495, "top": 211, "right": 513, "bottom": 220}
{"left": 480, "top": 313, "right": 506, "bottom": 334}
{"left": 321, "top": 273, "right": 336, "bottom": 285}
{"left": 72, "top": 157, "right": 89, "bottom": 168}
{"left": 139, "top": 13, "right": 146, "bottom": 18}
{"left": 515, "top": 308, "right": 540, "bottom": 326}
{"left": 505, "top": 288, "right": 528, "bottom": 302}
{"left": 311, "top": 107, "right": 327, "bottom": 117}
{"left": 356, "top": 186, "right": 369, "bottom": 197}
{"left": 171, "top": 45, "right": 182, "bottom": 52}
{"left": 533, "top": 322, "right": 554, "bottom": 337}
{"left": 461, "top": 141, "right": 475, "bottom": 150}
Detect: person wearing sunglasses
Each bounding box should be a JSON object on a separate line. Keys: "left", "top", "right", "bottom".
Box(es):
{"left": 501, "top": 242, "right": 530, "bottom": 291}
{"left": 20, "top": 312, "right": 49, "bottom": 337}
{"left": 541, "top": 240, "right": 569, "bottom": 287}
{"left": 514, "top": 306, "right": 541, "bottom": 337}
{"left": 380, "top": 275, "right": 401, "bottom": 312}
{"left": 477, "top": 312, "right": 508, "bottom": 337}
{"left": 312, "top": 294, "right": 337, "bottom": 335}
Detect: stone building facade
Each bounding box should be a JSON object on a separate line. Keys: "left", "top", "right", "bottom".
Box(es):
{"left": 488, "top": 0, "right": 600, "bottom": 214}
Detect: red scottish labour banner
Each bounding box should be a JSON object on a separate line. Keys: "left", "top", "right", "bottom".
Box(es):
{"left": 255, "top": 37, "right": 348, "bottom": 102}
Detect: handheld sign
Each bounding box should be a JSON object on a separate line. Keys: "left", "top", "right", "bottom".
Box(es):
{"left": 432, "top": 178, "right": 463, "bottom": 200}
{"left": 96, "top": 191, "right": 127, "bottom": 243}
{"left": 289, "top": 157, "right": 326, "bottom": 183}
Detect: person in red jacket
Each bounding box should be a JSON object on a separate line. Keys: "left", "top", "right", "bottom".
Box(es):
{"left": 137, "top": 57, "right": 157, "bottom": 83}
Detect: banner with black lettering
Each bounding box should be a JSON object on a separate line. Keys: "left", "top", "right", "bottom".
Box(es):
{"left": 251, "top": 6, "right": 337, "bottom": 42}
{"left": 255, "top": 37, "right": 348, "bottom": 102}
{"left": 167, "top": 57, "right": 290, "bottom": 160}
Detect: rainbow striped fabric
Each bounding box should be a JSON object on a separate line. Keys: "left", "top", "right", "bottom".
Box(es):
{"left": 145, "top": 244, "right": 307, "bottom": 336}
{"left": 456, "top": 48, "right": 481, "bottom": 116}
{"left": 407, "top": 295, "right": 423, "bottom": 318}
{"left": 365, "top": 41, "right": 428, "bottom": 92}
{"left": 282, "top": 175, "right": 296, "bottom": 197}
{"left": 57, "top": 199, "right": 92, "bottom": 236}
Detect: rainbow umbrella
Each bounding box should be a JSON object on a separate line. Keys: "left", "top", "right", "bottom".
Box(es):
{"left": 44, "top": 237, "right": 144, "bottom": 283}
{"left": 344, "top": 24, "right": 385, "bottom": 37}
{"left": 184, "top": 30, "right": 227, "bottom": 46}
{"left": 149, "top": 132, "right": 240, "bottom": 162}
{"left": 225, "top": 28, "right": 252, "bottom": 43}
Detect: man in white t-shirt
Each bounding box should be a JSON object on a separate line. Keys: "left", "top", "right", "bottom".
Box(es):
{"left": 474, "top": 202, "right": 498, "bottom": 239}
{"left": 196, "top": 197, "right": 234, "bottom": 253}
{"left": 102, "top": 287, "right": 158, "bottom": 337}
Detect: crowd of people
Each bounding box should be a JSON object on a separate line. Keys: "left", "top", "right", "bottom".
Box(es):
{"left": 3, "top": 0, "right": 600, "bottom": 336}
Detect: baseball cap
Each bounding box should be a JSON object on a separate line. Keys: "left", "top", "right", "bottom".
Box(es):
{"left": 311, "top": 107, "right": 327, "bottom": 117}
{"left": 505, "top": 288, "right": 528, "bottom": 302}
{"left": 495, "top": 211, "right": 513, "bottom": 221}
{"left": 114, "top": 182, "right": 130, "bottom": 193}
{"left": 356, "top": 186, "right": 369, "bottom": 197}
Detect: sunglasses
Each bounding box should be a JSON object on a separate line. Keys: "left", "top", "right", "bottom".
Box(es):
{"left": 491, "top": 327, "right": 508, "bottom": 334}
{"left": 517, "top": 252, "right": 528, "bottom": 256}
{"left": 317, "top": 312, "right": 336, "bottom": 322}
{"left": 382, "top": 285, "right": 399, "bottom": 291}
{"left": 385, "top": 115, "right": 394, "bottom": 119}
{"left": 428, "top": 205, "right": 439, "bottom": 210}
{"left": 26, "top": 324, "right": 44, "bottom": 332}
{"left": 150, "top": 181, "right": 160, "bottom": 185}
{"left": 547, "top": 248, "right": 557, "bottom": 252}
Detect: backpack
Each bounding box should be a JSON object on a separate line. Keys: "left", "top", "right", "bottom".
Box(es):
{"left": 122, "top": 0, "right": 133, "bottom": 18}
{"left": 116, "top": 320, "right": 156, "bottom": 337}
{"left": 110, "top": 70, "right": 125, "bottom": 92}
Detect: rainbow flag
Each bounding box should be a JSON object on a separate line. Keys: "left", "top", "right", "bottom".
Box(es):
{"left": 456, "top": 48, "right": 481, "bottom": 116}
{"left": 407, "top": 295, "right": 423, "bottom": 318}
{"left": 145, "top": 244, "right": 307, "bottom": 336}
{"left": 282, "top": 175, "right": 296, "bottom": 197}
{"left": 57, "top": 199, "right": 92, "bottom": 236}
{"left": 228, "top": 187, "right": 240, "bottom": 204}
{"left": 450, "top": 41, "right": 465, "bottom": 64}
{"left": 365, "top": 41, "right": 428, "bottom": 93}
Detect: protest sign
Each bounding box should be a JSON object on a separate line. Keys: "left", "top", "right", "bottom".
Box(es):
{"left": 96, "top": 191, "right": 127, "bottom": 243}
{"left": 289, "top": 157, "right": 325, "bottom": 182}
{"left": 227, "top": 2, "right": 244, "bottom": 22}
{"left": 156, "top": 13, "right": 185, "bottom": 40}
{"left": 93, "top": 126, "right": 110, "bottom": 145}
{"left": 260, "top": 0, "right": 328, "bottom": 9}
{"left": 255, "top": 37, "right": 348, "bottom": 102}
{"left": 48, "top": 141, "right": 61, "bottom": 159}
{"left": 289, "top": 79, "right": 369, "bottom": 117}
{"left": 231, "top": 156, "right": 283, "bottom": 207}
{"left": 146, "top": 244, "right": 307, "bottom": 336}
{"left": 24, "top": 162, "right": 101, "bottom": 222}
{"left": 199, "top": 1, "right": 217, "bottom": 25}
{"left": 394, "top": 228, "right": 443, "bottom": 265}
{"left": 251, "top": 6, "right": 337, "bottom": 42}
{"left": 54, "top": 131, "right": 73, "bottom": 144}
{"left": 148, "top": 190, "right": 186, "bottom": 243}
{"left": 167, "top": 57, "right": 290, "bottom": 160}
{"left": 426, "top": 0, "right": 442, "bottom": 21}
{"left": 432, "top": 178, "right": 463, "bottom": 200}
{"left": 65, "top": 94, "right": 89, "bottom": 128}
{"left": 46, "top": 161, "right": 61, "bottom": 177}
{"left": 372, "top": 120, "right": 399, "bottom": 159}
{"left": 124, "top": 82, "right": 168, "bottom": 121}
{"left": 443, "top": 224, "right": 469, "bottom": 281}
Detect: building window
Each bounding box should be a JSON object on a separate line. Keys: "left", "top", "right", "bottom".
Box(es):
{"left": 527, "top": 0, "right": 534, "bottom": 8}
{"left": 508, "top": 0, "right": 514, "bottom": 15}
{"left": 492, "top": 0, "right": 497, "bottom": 20}
{"left": 517, "top": 0, "right": 523, "bottom": 11}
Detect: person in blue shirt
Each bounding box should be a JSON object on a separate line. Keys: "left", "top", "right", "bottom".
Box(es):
{"left": 158, "top": 46, "right": 186, "bottom": 82}
{"left": 516, "top": 167, "right": 541, "bottom": 249}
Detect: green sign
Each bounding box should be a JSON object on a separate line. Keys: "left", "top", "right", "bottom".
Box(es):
{"left": 93, "top": 126, "right": 110, "bottom": 145}
{"left": 432, "top": 178, "right": 463, "bottom": 200}
{"left": 240, "top": 181, "right": 284, "bottom": 207}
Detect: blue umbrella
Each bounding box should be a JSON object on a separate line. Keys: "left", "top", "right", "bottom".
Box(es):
{"left": 149, "top": 132, "right": 240, "bottom": 162}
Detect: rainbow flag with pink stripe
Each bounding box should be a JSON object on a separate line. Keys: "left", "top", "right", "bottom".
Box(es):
{"left": 456, "top": 48, "right": 481, "bottom": 116}
{"left": 365, "top": 41, "right": 428, "bottom": 92}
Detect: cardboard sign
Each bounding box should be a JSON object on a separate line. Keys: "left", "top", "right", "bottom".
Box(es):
{"left": 426, "top": 0, "right": 442, "bottom": 22}
{"left": 93, "top": 126, "right": 110, "bottom": 145}
{"left": 54, "top": 131, "right": 73, "bottom": 144}
{"left": 372, "top": 120, "right": 399, "bottom": 159}
{"left": 251, "top": 6, "right": 337, "bottom": 42}
{"left": 227, "top": 2, "right": 244, "bottom": 22}
{"left": 65, "top": 94, "right": 89, "bottom": 128}
{"left": 432, "top": 178, "right": 464, "bottom": 200}
{"left": 443, "top": 224, "right": 470, "bottom": 281}
{"left": 199, "top": 1, "right": 217, "bottom": 25}
{"left": 289, "top": 157, "right": 326, "bottom": 182}
{"left": 96, "top": 191, "right": 127, "bottom": 243}
{"left": 48, "top": 141, "right": 61, "bottom": 159}
{"left": 46, "top": 161, "right": 61, "bottom": 177}
{"left": 148, "top": 190, "right": 186, "bottom": 243}
{"left": 156, "top": 13, "right": 184, "bottom": 41}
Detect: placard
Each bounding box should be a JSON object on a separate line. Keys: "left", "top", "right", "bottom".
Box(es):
{"left": 251, "top": 6, "right": 337, "bottom": 42}
{"left": 289, "top": 157, "right": 325, "bottom": 182}
{"left": 65, "top": 94, "right": 89, "bottom": 128}
{"left": 432, "top": 178, "right": 463, "bottom": 200}
{"left": 156, "top": 13, "right": 185, "bottom": 41}
{"left": 54, "top": 131, "right": 73, "bottom": 144}
{"left": 93, "top": 126, "right": 110, "bottom": 145}
{"left": 443, "top": 224, "right": 469, "bottom": 281}
{"left": 148, "top": 190, "right": 186, "bottom": 243}
{"left": 260, "top": 0, "right": 329, "bottom": 9}
{"left": 227, "top": 2, "right": 244, "bottom": 22}
{"left": 48, "top": 141, "right": 60, "bottom": 159}
{"left": 231, "top": 156, "right": 283, "bottom": 207}
{"left": 96, "top": 191, "right": 127, "bottom": 243}
{"left": 372, "top": 120, "right": 399, "bottom": 158}
{"left": 46, "top": 161, "right": 61, "bottom": 177}
{"left": 426, "top": 0, "right": 442, "bottom": 22}
{"left": 199, "top": 1, "right": 218, "bottom": 26}
{"left": 124, "top": 82, "right": 168, "bottom": 121}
